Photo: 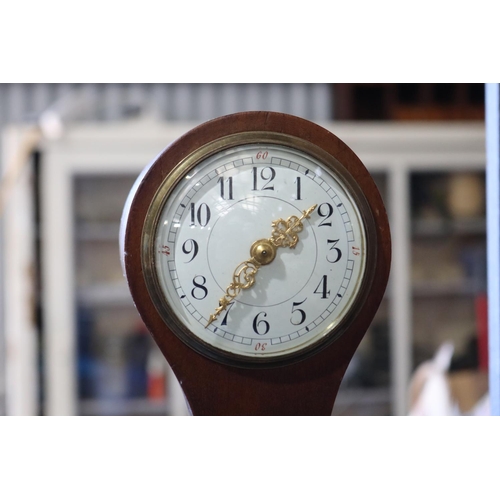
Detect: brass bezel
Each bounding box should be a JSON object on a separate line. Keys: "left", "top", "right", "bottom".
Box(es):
{"left": 141, "top": 131, "right": 377, "bottom": 368}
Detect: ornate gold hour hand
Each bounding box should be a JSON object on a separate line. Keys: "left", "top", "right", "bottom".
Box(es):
{"left": 205, "top": 204, "right": 317, "bottom": 327}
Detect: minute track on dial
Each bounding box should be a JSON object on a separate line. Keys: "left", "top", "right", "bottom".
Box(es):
{"left": 205, "top": 204, "right": 317, "bottom": 328}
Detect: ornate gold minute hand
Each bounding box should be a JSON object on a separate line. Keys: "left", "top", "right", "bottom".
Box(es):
{"left": 205, "top": 204, "right": 317, "bottom": 328}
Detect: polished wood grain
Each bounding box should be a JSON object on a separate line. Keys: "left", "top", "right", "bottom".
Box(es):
{"left": 123, "top": 112, "right": 391, "bottom": 415}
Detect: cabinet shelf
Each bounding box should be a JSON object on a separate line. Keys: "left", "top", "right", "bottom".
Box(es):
{"left": 332, "top": 388, "right": 391, "bottom": 416}
{"left": 79, "top": 397, "right": 170, "bottom": 416}
{"left": 77, "top": 283, "right": 133, "bottom": 308}
{"left": 76, "top": 222, "right": 121, "bottom": 241}
{"left": 412, "top": 281, "right": 484, "bottom": 297}
{"left": 412, "top": 217, "right": 486, "bottom": 237}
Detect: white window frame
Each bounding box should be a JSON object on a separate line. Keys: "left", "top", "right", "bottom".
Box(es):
{"left": 486, "top": 83, "right": 500, "bottom": 416}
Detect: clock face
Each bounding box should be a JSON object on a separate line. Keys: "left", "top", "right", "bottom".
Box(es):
{"left": 143, "top": 136, "right": 371, "bottom": 365}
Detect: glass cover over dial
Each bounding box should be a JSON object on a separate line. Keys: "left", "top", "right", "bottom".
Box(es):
{"left": 147, "top": 141, "right": 368, "bottom": 363}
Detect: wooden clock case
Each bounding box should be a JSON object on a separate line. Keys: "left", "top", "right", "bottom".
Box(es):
{"left": 121, "top": 111, "right": 391, "bottom": 416}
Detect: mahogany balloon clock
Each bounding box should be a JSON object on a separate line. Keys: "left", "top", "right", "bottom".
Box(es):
{"left": 120, "top": 112, "right": 391, "bottom": 415}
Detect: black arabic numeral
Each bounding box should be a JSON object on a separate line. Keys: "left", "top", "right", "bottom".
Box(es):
{"left": 218, "top": 176, "right": 234, "bottom": 200}
{"left": 191, "top": 275, "right": 208, "bottom": 300}
{"left": 317, "top": 202, "right": 333, "bottom": 227}
{"left": 221, "top": 301, "right": 235, "bottom": 326}
{"left": 314, "top": 275, "right": 330, "bottom": 299}
{"left": 295, "top": 176, "right": 302, "bottom": 200}
{"left": 290, "top": 298, "right": 307, "bottom": 326}
{"left": 252, "top": 311, "right": 270, "bottom": 335}
{"left": 190, "top": 202, "right": 211, "bottom": 227}
{"left": 326, "top": 239, "right": 342, "bottom": 263}
{"left": 182, "top": 239, "right": 199, "bottom": 263}
{"left": 252, "top": 166, "right": 275, "bottom": 191}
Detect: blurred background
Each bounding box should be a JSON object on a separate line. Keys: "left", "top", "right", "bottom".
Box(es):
{"left": 0, "top": 83, "right": 489, "bottom": 416}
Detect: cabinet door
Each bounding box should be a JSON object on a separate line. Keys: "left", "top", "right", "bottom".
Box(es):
{"left": 334, "top": 173, "right": 391, "bottom": 415}
{"left": 74, "top": 174, "right": 177, "bottom": 415}
{"left": 410, "top": 171, "right": 487, "bottom": 414}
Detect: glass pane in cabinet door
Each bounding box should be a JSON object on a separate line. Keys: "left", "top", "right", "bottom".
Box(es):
{"left": 333, "top": 172, "right": 391, "bottom": 416}
{"left": 410, "top": 171, "right": 487, "bottom": 414}
{"left": 74, "top": 174, "right": 171, "bottom": 416}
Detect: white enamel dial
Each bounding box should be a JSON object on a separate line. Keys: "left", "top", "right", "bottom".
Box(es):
{"left": 151, "top": 142, "right": 367, "bottom": 361}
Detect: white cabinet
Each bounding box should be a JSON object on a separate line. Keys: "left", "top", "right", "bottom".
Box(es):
{"left": 3, "top": 120, "right": 486, "bottom": 415}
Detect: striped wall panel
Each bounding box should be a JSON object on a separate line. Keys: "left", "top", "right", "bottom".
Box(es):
{"left": 0, "top": 83, "right": 333, "bottom": 125}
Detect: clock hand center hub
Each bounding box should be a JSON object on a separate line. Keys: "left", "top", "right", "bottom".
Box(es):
{"left": 250, "top": 239, "right": 276, "bottom": 266}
